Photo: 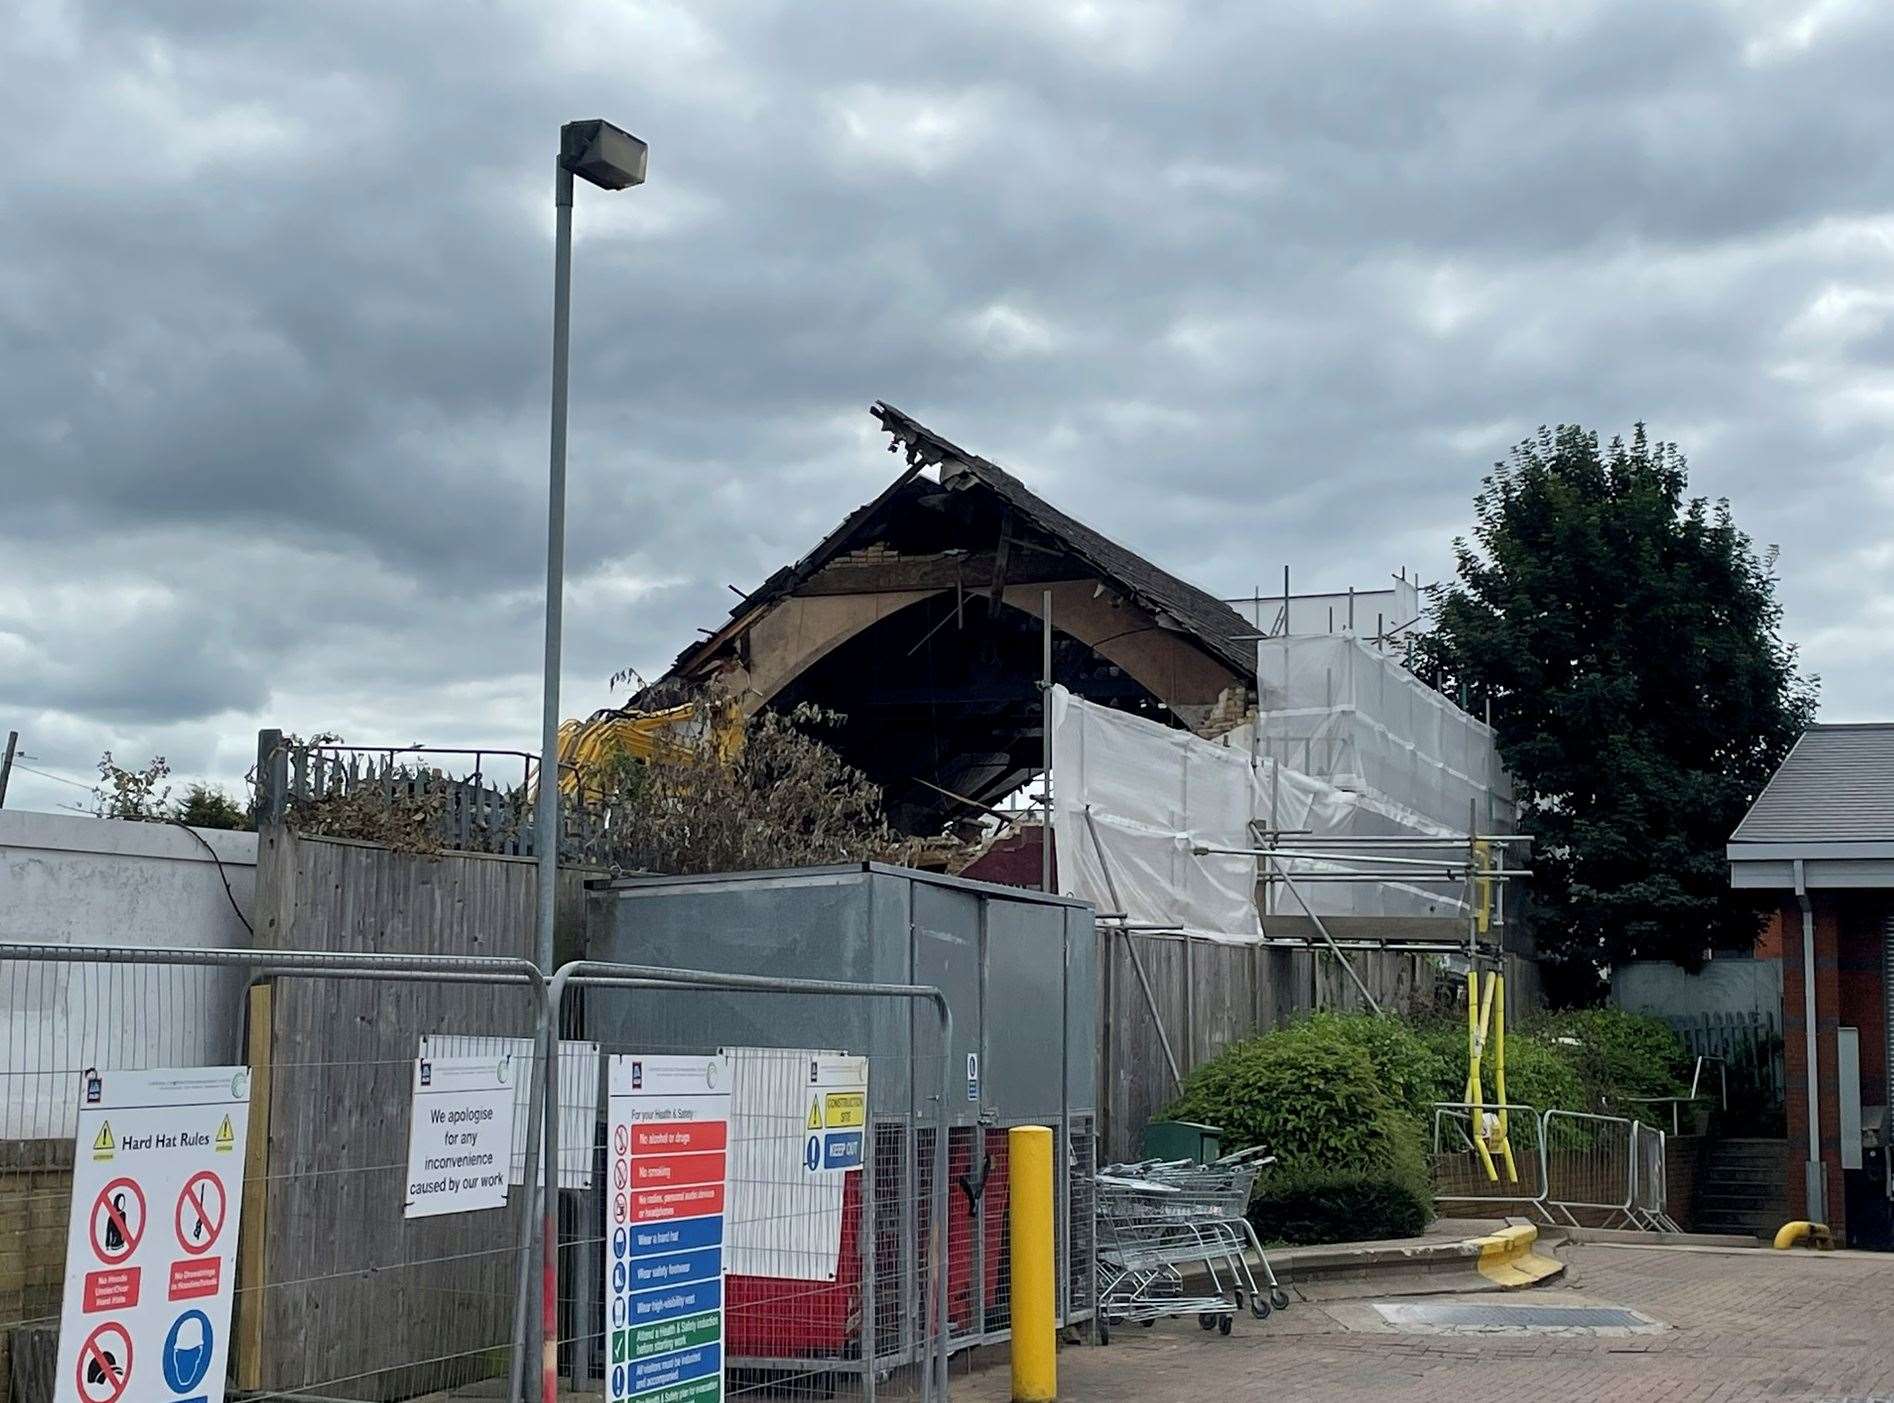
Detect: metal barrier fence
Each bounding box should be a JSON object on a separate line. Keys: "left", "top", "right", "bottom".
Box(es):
{"left": 549, "top": 961, "right": 962, "bottom": 1401}
{"left": 0, "top": 939, "right": 1113, "bottom": 1402}
{"left": 1430, "top": 1101, "right": 1549, "bottom": 1211}
{"left": 0, "top": 941, "right": 549, "bottom": 1402}
{"left": 1629, "top": 1123, "right": 1679, "bottom": 1232}
{"left": 1432, "top": 1101, "right": 1677, "bottom": 1232}
{"left": 1540, "top": 1110, "right": 1634, "bottom": 1226}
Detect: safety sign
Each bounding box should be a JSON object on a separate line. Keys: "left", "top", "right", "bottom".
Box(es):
{"left": 802, "top": 1056, "right": 868, "bottom": 1176}
{"left": 55, "top": 1065, "right": 250, "bottom": 1403}
{"left": 606, "top": 1054, "right": 729, "bottom": 1403}
{"left": 403, "top": 1055, "right": 516, "bottom": 1219}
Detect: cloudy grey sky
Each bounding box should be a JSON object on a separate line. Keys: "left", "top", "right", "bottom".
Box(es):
{"left": 3, "top": 0, "right": 1890, "bottom": 814}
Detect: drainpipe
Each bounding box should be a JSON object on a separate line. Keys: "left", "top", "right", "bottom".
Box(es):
{"left": 1796, "top": 859, "right": 1826, "bottom": 1224}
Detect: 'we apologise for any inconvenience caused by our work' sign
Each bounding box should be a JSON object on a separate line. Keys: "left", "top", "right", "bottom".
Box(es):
{"left": 55, "top": 1066, "right": 251, "bottom": 1403}
{"left": 403, "top": 1055, "right": 516, "bottom": 1219}
{"left": 607, "top": 1054, "right": 730, "bottom": 1403}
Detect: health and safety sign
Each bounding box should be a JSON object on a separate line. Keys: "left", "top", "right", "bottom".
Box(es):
{"left": 55, "top": 1065, "right": 251, "bottom": 1403}
{"left": 606, "top": 1053, "right": 729, "bottom": 1403}
{"left": 803, "top": 1055, "right": 867, "bottom": 1175}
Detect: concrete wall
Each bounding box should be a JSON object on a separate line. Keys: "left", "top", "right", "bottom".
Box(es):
{"left": 1, "top": 811, "right": 256, "bottom": 1380}
{"left": 1613, "top": 956, "right": 1783, "bottom": 1023}
{"left": 1, "top": 811, "right": 256, "bottom": 1138}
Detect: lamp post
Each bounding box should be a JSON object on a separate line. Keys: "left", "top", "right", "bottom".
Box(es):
{"left": 535, "top": 119, "right": 648, "bottom": 979}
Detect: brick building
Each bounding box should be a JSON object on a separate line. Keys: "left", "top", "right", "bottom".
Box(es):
{"left": 1728, "top": 723, "right": 1894, "bottom": 1246}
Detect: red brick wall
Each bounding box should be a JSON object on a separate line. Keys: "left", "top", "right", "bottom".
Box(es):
{"left": 1782, "top": 892, "right": 1888, "bottom": 1243}
{"left": 1783, "top": 893, "right": 1843, "bottom": 1234}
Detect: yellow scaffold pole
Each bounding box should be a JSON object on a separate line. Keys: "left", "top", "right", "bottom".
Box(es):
{"left": 1464, "top": 968, "right": 1517, "bottom": 1184}
{"left": 1466, "top": 968, "right": 1497, "bottom": 1181}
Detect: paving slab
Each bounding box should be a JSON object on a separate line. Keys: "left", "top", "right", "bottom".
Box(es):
{"left": 951, "top": 1239, "right": 1894, "bottom": 1402}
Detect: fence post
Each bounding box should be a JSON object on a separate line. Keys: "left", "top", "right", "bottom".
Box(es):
{"left": 255, "top": 728, "right": 286, "bottom": 825}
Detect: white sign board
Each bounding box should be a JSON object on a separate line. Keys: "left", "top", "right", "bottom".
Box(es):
{"left": 421, "top": 1034, "right": 601, "bottom": 1190}
{"left": 803, "top": 1055, "right": 867, "bottom": 1175}
{"left": 404, "top": 1054, "right": 516, "bottom": 1219}
{"left": 606, "top": 1053, "right": 729, "bottom": 1403}
{"left": 55, "top": 1065, "right": 251, "bottom": 1403}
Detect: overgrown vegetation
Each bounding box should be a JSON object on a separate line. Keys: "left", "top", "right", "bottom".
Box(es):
{"left": 1166, "top": 1004, "right": 1690, "bottom": 1244}
{"left": 91, "top": 753, "right": 248, "bottom": 831}
{"left": 583, "top": 701, "right": 912, "bottom": 874}
{"left": 1421, "top": 425, "right": 1817, "bottom": 998}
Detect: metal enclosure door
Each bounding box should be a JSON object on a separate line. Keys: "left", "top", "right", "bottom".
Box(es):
{"left": 909, "top": 878, "right": 984, "bottom": 1129}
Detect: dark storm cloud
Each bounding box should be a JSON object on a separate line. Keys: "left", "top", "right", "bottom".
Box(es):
{"left": 4, "top": 0, "right": 1893, "bottom": 812}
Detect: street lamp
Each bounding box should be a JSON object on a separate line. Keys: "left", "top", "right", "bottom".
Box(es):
{"left": 536, "top": 118, "right": 647, "bottom": 979}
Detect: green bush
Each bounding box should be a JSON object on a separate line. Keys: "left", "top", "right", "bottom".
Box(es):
{"left": 1523, "top": 1009, "right": 1688, "bottom": 1110}
{"left": 1288, "top": 1013, "right": 1457, "bottom": 1123}
{"left": 1166, "top": 1023, "right": 1435, "bottom": 1244}
{"left": 1412, "top": 1015, "right": 1589, "bottom": 1115}
{"left": 1167, "top": 1033, "right": 1426, "bottom": 1183}
{"left": 1247, "top": 1164, "right": 1433, "bottom": 1246}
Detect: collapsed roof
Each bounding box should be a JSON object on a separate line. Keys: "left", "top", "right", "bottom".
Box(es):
{"left": 651, "top": 403, "right": 1256, "bottom": 832}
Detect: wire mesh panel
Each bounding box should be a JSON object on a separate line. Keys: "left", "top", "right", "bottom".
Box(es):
{"left": 0, "top": 942, "right": 546, "bottom": 1403}
{"left": 1541, "top": 1110, "right": 1635, "bottom": 1228}
{"left": 1430, "top": 1102, "right": 1549, "bottom": 1216}
{"left": 550, "top": 969, "right": 953, "bottom": 1403}
{"left": 1627, "top": 1123, "right": 1679, "bottom": 1232}
{"left": 1065, "top": 1117, "right": 1097, "bottom": 1321}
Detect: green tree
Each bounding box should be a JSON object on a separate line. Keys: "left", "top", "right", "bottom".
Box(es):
{"left": 174, "top": 782, "right": 250, "bottom": 831}
{"left": 1423, "top": 425, "right": 1816, "bottom": 998}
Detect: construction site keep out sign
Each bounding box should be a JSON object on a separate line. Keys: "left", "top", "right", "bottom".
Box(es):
{"left": 56, "top": 1066, "right": 251, "bottom": 1403}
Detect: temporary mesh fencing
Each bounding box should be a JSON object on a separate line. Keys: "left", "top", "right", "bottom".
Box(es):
{"left": 0, "top": 941, "right": 548, "bottom": 1401}
{"left": 1431, "top": 1101, "right": 1679, "bottom": 1232}
{"left": 4, "top": 938, "right": 1118, "bottom": 1402}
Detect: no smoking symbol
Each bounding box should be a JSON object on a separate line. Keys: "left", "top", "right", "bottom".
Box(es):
{"left": 90, "top": 1178, "right": 146, "bottom": 1266}
{"left": 175, "top": 1170, "right": 227, "bottom": 1255}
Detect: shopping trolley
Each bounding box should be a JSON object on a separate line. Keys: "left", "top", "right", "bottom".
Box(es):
{"left": 1093, "top": 1146, "right": 1290, "bottom": 1343}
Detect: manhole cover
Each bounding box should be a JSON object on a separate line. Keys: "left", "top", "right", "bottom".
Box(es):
{"left": 1374, "top": 1302, "right": 1661, "bottom": 1333}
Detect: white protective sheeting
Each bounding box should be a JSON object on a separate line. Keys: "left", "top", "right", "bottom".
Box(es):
{"left": 1049, "top": 686, "right": 1482, "bottom": 939}
{"left": 1218, "top": 722, "right": 1471, "bottom": 919}
{"left": 1255, "top": 633, "right": 1515, "bottom": 835}
{"left": 1049, "top": 686, "right": 1262, "bottom": 943}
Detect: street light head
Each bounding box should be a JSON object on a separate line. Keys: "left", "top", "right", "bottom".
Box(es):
{"left": 560, "top": 119, "right": 648, "bottom": 190}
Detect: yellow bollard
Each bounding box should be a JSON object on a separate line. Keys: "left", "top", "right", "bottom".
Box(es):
{"left": 1009, "top": 1125, "right": 1057, "bottom": 1401}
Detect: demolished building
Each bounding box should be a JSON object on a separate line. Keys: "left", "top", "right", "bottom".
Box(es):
{"left": 622, "top": 402, "right": 1522, "bottom": 960}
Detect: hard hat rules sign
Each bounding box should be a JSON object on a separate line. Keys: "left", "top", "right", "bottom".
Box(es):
{"left": 606, "top": 1054, "right": 729, "bottom": 1403}
{"left": 56, "top": 1065, "right": 251, "bottom": 1403}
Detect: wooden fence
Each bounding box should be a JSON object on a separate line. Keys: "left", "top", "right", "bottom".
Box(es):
{"left": 240, "top": 826, "right": 595, "bottom": 1397}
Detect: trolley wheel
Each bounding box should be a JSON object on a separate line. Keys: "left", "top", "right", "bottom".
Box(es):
{"left": 1096, "top": 1315, "right": 1111, "bottom": 1345}
{"left": 1271, "top": 1286, "right": 1291, "bottom": 1313}
{"left": 1139, "top": 1318, "right": 1154, "bottom": 1328}
{"left": 1249, "top": 1294, "right": 1271, "bottom": 1320}
{"left": 1218, "top": 1313, "right": 1234, "bottom": 1336}
{"left": 1198, "top": 1312, "right": 1218, "bottom": 1331}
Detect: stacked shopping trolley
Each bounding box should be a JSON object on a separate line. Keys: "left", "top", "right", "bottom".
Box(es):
{"left": 1093, "top": 1146, "right": 1290, "bottom": 1342}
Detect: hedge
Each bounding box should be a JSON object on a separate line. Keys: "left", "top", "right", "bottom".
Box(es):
{"left": 1163, "top": 1005, "right": 1691, "bottom": 1245}
{"left": 1247, "top": 1164, "right": 1433, "bottom": 1246}
{"left": 1166, "top": 1026, "right": 1432, "bottom": 1242}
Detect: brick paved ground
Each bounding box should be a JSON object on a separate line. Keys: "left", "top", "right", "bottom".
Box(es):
{"left": 954, "top": 1243, "right": 1894, "bottom": 1402}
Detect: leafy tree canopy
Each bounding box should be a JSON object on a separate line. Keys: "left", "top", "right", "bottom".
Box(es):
{"left": 1422, "top": 425, "right": 1816, "bottom": 998}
